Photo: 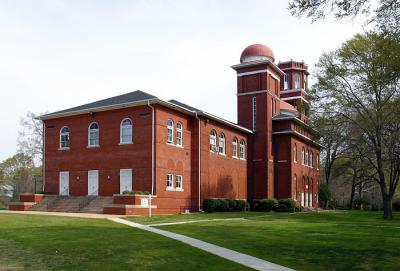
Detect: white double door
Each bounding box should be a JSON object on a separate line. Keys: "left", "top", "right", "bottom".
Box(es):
{"left": 88, "top": 170, "right": 99, "bottom": 196}
{"left": 120, "top": 169, "right": 133, "bottom": 194}
{"left": 59, "top": 171, "right": 69, "bottom": 196}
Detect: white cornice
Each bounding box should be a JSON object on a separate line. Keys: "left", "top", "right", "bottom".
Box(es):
{"left": 237, "top": 89, "right": 281, "bottom": 101}
{"left": 236, "top": 69, "right": 281, "bottom": 81}
{"left": 231, "top": 59, "right": 285, "bottom": 76}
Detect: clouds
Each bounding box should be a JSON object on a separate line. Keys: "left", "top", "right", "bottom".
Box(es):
{"left": 0, "top": 0, "right": 363, "bottom": 161}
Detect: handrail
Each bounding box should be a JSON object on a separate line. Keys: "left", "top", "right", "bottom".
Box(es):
{"left": 78, "top": 190, "right": 98, "bottom": 211}
{"left": 47, "top": 188, "right": 69, "bottom": 210}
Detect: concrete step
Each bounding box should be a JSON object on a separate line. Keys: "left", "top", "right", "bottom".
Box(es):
{"left": 80, "top": 197, "right": 113, "bottom": 214}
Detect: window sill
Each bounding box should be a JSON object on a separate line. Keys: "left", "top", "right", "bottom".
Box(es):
{"left": 58, "top": 147, "right": 70, "bottom": 151}
{"left": 119, "top": 142, "right": 133, "bottom": 145}
{"left": 239, "top": 158, "right": 246, "bottom": 161}
{"left": 166, "top": 188, "right": 184, "bottom": 192}
{"left": 218, "top": 153, "right": 226, "bottom": 157}
{"left": 167, "top": 142, "right": 184, "bottom": 148}
{"left": 87, "top": 145, "right": 100, "bottom": 148}
{"left": 232, "top": 156, "right": 239, "bottom": 159}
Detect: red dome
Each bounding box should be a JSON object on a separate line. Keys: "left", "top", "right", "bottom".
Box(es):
{"left": 240, "top": 44, "right": 275, "bottom": 63}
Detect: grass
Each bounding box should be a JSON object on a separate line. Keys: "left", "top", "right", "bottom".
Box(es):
{"left": 0, "top": 213, "right": 251, "bottom": 271}
{"left": 149, "top": 211, "right": 400, "bottom": 271}
{"left": 124, "top": 211, "right": 265, "bottom": 225}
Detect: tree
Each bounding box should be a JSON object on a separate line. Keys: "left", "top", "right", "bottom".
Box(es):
{"left": 18, "top": 111, "right": 44, "bottom": 166}
{"left": 312, "top": 32, "right": 400, "bottom": 219}
{"left": 318, "top": 183, "right": 332, "bottom": 208}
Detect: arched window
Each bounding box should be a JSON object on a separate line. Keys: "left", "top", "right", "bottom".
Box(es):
{"left": 88, "top": 122, "right": 99, "bottom": 147}
{"left": 301, "top": 147, "right": 305, "bottom": 165}
{"left": 60, "top": 126, "right": 70, "bottom": 148}
{"left": 219, "top": 133, "right": 226, "bottom": 154}
{"left": 239, "top": 140, "right": 246, "bottom": 159}
{"left": 310, "top": 151, "right": 314, "bottom": 167}
{"left": 293, "top": 143, "right": 297, "bottom": 162}
{"left": 167, "top": 119, "right": 174, "bottom": 144}
{"left": 293, "top": 174, "right": 297, "bottom": 199}
{"left": 232, "top": 137, "right": 238, "bottom": 158}
{"left": 305, "top": 149, "right": 309, "bottom": 166}
{"left": 210, "top": 130, "right": 217, "bottom": 152}
{"left": 176, "top": 122, "right": 183, "bottom": 146}
{"left": 316, "top": 154, "right": 320, "bottom": 170}
{"left": 120, "top": 118, "right": 133, "bottom": 144}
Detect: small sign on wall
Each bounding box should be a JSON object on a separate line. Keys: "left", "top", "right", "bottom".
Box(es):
{"left": 141, "top": 198, "right": 149, "bottom": 207}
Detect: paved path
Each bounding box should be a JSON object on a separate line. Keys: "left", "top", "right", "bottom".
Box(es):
{"left": 110, "top": 217, "right": 294, "bottom": 271}
{"left": 3, "top": 210, "right": 122, "bottom": 219}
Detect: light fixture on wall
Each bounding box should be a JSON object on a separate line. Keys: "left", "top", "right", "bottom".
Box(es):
{"left": 107, "top": 175, "right": 111, "bottom": 181}
{"left": 76, "top": 176, "right": 80, "bottom": 181}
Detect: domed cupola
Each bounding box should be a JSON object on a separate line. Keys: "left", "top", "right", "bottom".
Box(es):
{"left": 240, "top": 44, "right": 275, "bottom": 63}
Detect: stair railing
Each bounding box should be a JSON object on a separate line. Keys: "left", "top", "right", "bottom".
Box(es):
{"left": 47, "top": 188, "right": 69, "bottom": 211}
{"left": 78, "top": 190, "right": 98, "bottom": 212}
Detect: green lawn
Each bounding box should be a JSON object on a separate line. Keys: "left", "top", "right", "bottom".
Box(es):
{"left": 0, "top": 213, "right": 250, "bottom": 271}
{"left": 150, "top": 211, "right": 400, "bottom": 271}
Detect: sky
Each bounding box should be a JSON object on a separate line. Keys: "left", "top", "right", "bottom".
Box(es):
{"left": 0, "top": 0, "right": 365, "bottom": 161}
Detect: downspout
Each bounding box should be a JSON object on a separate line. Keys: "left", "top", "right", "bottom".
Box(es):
{"left": 147, "top": 100, "right": 155, "bottom": 217}
{"left": 42, "top": 122, "right": 45, "bottom": 193}
{"left": 195, "top": 112, "right": 202, "bottom": 212}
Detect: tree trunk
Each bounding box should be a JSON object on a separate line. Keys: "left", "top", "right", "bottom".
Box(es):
{"left": 382, "top": 193, "right": 393, "bottom": 219}
{"left": 349, "top": 183, "right": 356, "bottom": 209}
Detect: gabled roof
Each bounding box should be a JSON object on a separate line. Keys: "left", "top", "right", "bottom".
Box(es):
{"left": 39, "top": 90, "right": 252, "bottom": 134}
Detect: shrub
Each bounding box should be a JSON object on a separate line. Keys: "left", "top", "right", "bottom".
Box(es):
{"left": 276, "top": 198, "right": 296, "bottom": 212}
{"left": 255, "top": 199, "right": 278, "bottom": 211}
{"left": 319, "top": 183, "right": 331, "bottom": 208}
{"left": 203, "top": 198, "right": 247, "bottom": 212}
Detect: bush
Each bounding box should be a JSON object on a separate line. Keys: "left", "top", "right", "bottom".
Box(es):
{"left": 255, "top": 199, "right": 278, "bottom": 211}
{"left": 276, "top": 198, "right": 296, "bottom": 213}
{"left": 203, "top": 198, "right": 247, "bottom": 212}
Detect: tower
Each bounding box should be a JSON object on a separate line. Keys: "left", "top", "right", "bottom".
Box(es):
{"left": 231, "top": 44, "right": 284, "bottom": 202}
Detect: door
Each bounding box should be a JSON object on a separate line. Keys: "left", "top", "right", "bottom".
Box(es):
{"left": 301, "top": 192, "right": 304, "bottom": 207}
{"left": 309, "top": 192, "right": 313, "bottom": 207}
{"left": 305, "top": 192, "right": 309, "bottom": 207}
{"left": 59, "top": 171, "right": 69, "bottom": 196}
{"left": 120, "top": 169, "right": 132, "bottom": 194}
{"left": 88, "top": 170, "right": 99, "bottom": 196}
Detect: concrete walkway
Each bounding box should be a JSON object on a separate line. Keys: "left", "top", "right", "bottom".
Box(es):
{"left": 3, "top": 210, "right": 122, "bottom": 219}
{"left": 110, "top": 217, "right": 294, "bottom": 271}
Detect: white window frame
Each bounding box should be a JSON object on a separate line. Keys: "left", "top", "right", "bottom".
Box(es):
{"left": 167, "top": 173, "right": 174, "bottom": 189}
{"left": 252, "top": 97, "right": 257, "bottom": 131}
{"left": 60, "top": 126, "right": 70, "bottom": 149}
{"left": 239, "top": 140, "right": 246, "bottom": 159}
{"left": 176, "top": 175, "right": 183, "bottom": 190}
{"left": 176, "top": 122, "right": 183, "bottom": 147}
{"left": 284, "top": 73, "right": 289, "bottom": 89}
{"left": 301, "top": 147, "right": 305, "bottom": 165}
{"left": 219, "top": 133, "right": 226, "bottom": 155}
{"left": 210, "top": 129, "right": 217, "bottom": 152}
{"left": 305, "top": 149, "right": 309, "bottom": 166}
{"left": 293, "top": 143, "right": 297, "bottom": 162}
{"left": 167, "top": 119, "right": 174, "bottom": 144}
{"left": 232, "top": 137, "right": 238, "bottom": 158}
{"left": 295, "top": 73, "right": 301, "bottom": 89}
{"left": 310, "top": 151, "right": 314, "bottom": 167}
{"left": 120, "top": 118, "right": 133, "bottom": 144}
{"left": 88, "top": 122, "right": 99, "bottom": 147}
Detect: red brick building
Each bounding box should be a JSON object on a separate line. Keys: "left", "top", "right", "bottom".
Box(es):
{"left": 39, "top": 44, "right": 320, "bottom": 213}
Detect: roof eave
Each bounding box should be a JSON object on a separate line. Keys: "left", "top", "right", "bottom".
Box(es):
{"left": 231, "top": 60, "right": 285, "bottom": 76}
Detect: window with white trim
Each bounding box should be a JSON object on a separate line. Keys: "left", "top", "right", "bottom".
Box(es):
{"left": 167, "top": 119, "right": 174, "bottom": 144}
{"left": 239, "top": 140, "right": 246, "bottom": 159}
{"left": 310, "top": 151, "right": 314, "bottom": 167}
{"left": 60, "top": 126, "right": 70, "bottom": 148}
{"left": 305, "top": 149, "right": 309, "bottom": 166}
{"left": 210, "top": 129, "right": 217, "bottom": 152}
{"left": 88, "top": 122, "right": 99, "bottom": 147}
{"left": 295, "top": 73, "right": 301, "bottom": 89}
{"left": 317, "top": 154, "right": 320, "bottom": 170}
{"left": 167, "top": 174, "right": 173, "bottom": 189}
{"left": 301, "top": 147, "right": 305, "bottom": 165}
{"left": 284, "top": 73, "right": 289, "bottom": 89}
{"left": 176, "top": 175, "right": 183, "bottom": 190}
{"left": 252, "top": 97, "right": 257, "bottom": 131}
{"left": 232, "top": 137, "right": 238, "bottom": 158}
{"left": 176, "top": 122, "right": 183, "bottom": 146}
{"left": 219, "top": 133, "right": 226, "bottom": 154}
{"left": 293, "top": 143, "right": 297, "bottom": 162}
{"left": 120, "top": 118, "right": 133, "bottom": 144}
